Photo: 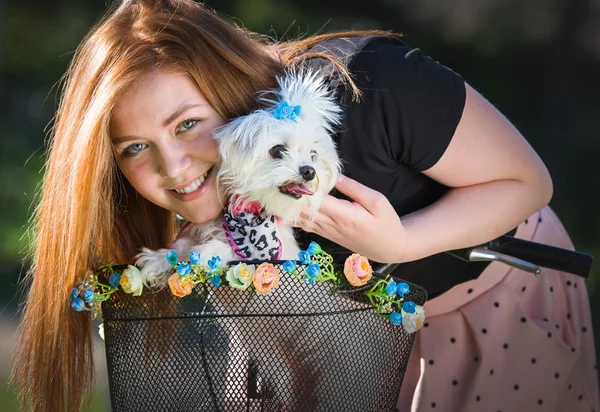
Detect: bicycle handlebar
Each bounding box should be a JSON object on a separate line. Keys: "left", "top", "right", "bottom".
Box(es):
{"left": 374, "top": 235, "right": 594, "bottom": 278}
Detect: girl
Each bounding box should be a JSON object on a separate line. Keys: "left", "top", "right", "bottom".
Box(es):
{"left": 12, "top": 0, "right": 598, "bottom": 411}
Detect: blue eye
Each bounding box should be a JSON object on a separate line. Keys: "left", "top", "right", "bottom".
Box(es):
{"left": 176, "top": 118, "right": 199, "bottom": 133}
{"left": 123, "top": 143, "right": 147, "bottom": 156}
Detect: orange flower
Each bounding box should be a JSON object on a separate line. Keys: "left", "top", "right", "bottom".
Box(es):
{"left": 343, "top": 253, "right": 373, "bottom": 286}
{"left": 253, "top": 262, "right": 280, "bottom": 295}
{"left": 168, "top": 273, "right": 193, "bottom": 297}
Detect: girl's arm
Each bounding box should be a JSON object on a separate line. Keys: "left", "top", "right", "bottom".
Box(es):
{"left": 295, "top": 83, "right": 553, "bottom": 263}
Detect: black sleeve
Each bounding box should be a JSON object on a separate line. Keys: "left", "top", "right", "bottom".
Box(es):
{"left": 345, "top": 37, "right": 466, "bottom": 171}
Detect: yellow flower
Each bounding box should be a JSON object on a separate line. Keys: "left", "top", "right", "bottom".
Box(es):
{"left": 253, "top": 262, "right": 280, "bottom": 295}
{"left": 120, "top": 265, "right": 144, "bottom": 296}
{"left": 343, "top": 254, "right": 372, "bottom": 286}
{"left": 168, "top": 273, "right": 193, "bottom": 297}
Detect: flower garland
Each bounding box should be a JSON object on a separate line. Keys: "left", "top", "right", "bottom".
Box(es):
{"left": 70, "top": 241, "right": 425, "bottom": 337}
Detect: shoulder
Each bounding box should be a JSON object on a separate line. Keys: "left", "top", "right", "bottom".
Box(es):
{"left": 306, "top": 35, "right": 464, "bottom": 105}
{"left": 352, "top": 36, "right": 413, "bottom": 67}
{"left": 305, "top": 35, "right": 410, "bottom": 74}
{"left": 332, "top": 37, "right": 467, "bottom": 171}
{"left": 349, "top": 37, "right": 461, "bottom": 91}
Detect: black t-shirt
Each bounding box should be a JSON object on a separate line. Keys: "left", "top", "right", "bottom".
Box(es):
{"left": 299, "top": 36, "right": 492, "bottom": 298}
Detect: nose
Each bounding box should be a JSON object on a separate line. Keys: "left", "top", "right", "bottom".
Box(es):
{"left": 157, "top": 143, "right": 192, "bottom": 179}
{"left": 299, "top": 165, "right": 316, "bottom": 181}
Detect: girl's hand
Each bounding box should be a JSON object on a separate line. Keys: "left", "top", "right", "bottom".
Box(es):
{"left": 294, "top": 174, "right": 407, "bottom": 263}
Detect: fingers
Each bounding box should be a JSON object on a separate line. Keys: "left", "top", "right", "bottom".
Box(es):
{"left": 299, "top": 207, "right": 336, "bottom": 229}
{"left": 294, "top": 209, "right": 339, "bottom": 239}
{"left": 292, "top": 174, "right": 383, "bottom": 235}
{"left": 288, "top": 214, "right": 316, "bottom": 230}
{"left": 292, "top": 216, "right": 319, "bottom": 235}
{"left": 316, "top": 192, "right": 354, "bottom": 217}
{"left": 297, "top": 192, "right": 366, "bottom": 230}
{"left": 334, "top": 174, "right": 384, "bottom": 214}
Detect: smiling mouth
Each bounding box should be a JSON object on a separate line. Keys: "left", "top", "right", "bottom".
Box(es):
{"left": 279, "top": 182, "right": 315, "bottom": 199}
{"left": 172, "top": 167, "right": 213, "bottom": 194}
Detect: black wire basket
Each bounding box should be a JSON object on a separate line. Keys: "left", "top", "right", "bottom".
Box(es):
{"left": 100, "top": 262, "right": 427, "bottom": 412}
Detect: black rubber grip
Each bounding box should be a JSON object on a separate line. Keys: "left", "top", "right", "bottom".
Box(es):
{"left": 446, "top": 236, "right": 593, "bottom": 278}
{"left": 486, "top": 235, "right": 593, "bottom": 278}
{"left": 376, "top": 236, "right": 593, "bottom": 279}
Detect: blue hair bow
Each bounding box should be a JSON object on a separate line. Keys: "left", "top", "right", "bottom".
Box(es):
{"left": 273, "top": 101, "right": 301, "bottom": 121}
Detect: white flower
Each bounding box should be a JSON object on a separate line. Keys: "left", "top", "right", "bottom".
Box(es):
{"left": 226, "top": 263, "right": 255, "bottom": 290}
{"left": 401, "top": 305, "right": 426, "bottom": 334}
{"left": 98, "top": 323, "right": 105, "bottom": 340}
{"left": 120, "top": 265, "right": 144, "bottom": 296}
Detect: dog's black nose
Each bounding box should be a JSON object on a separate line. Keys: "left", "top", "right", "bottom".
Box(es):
{"left": 299, "top": 165, "right": 316, "bottom": 181}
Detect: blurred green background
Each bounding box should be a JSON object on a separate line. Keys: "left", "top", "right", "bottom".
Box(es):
{"left": 1, "top": 0, "right": 599, "bottom": 410}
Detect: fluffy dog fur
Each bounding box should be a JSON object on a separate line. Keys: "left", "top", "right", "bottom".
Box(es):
{"left": 216, "top": 69, "right": 342, "bottom": 224}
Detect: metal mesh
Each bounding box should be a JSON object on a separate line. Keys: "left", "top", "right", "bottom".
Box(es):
{"left": 101, "top": 263, "right": 427, "bottom": 412}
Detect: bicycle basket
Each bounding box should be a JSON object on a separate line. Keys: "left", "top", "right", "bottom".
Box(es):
{"left": 101, "top": 263, "right": 427, "bottom": 412}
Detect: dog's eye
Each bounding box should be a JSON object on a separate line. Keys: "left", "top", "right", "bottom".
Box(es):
{"left": 310, "top": 150, "right": 318, "bottom": 161}
{"left": 269, "top": 145, "right": 287, "bottom": 159}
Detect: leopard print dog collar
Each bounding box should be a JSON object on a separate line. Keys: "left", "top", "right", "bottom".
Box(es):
{"left": 222, "top": 202, "right": 282, "bottom": 260}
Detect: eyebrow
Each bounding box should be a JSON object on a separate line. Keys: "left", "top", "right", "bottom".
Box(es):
{"left": 162, "top": 103, "right": 205, "bottom": 127}
{"left": 111, "top": 103, "right": 206, "bottom": 145}
{"left": 112, "top": 135, "right": 138, "bottom": 145}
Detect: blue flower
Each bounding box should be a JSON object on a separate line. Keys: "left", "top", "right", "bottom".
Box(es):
{"left": 273, "top": 101, "right": 301, "bottom": 121}
{"left": 69, "top": 287, "right": 79, "bottom": 302}
{"left": 208, "top": 256, "right": 222, "bottom": 271}
{"left": 82, "top": 289, "right": 94, "bottom": 303}
{"left": 305, "top": 263, "right": 320, "bottom": 284}
{"left": 298, "top": 251, "right": 311, "bottom": 265}
{"left": 177, "top": 262, "right": 191, "bottom": 276}
{"left": 402, "top": 301, "right": 416, "bottom": 314}
{"left": 385, "top": 280, "right": 397, "bottom": 296}
{"left": 307, "top": 241, "right": 322, "bottom": 256}
{"left": 282, "top": 260, "right": 297, "bottom": 273}
{"left": 71, "top": 297, "right": 85, "bottom": 312}
{"left": 396, "top": 282, "right": 410, "bottom": 297}
{"left": 166, "top": 250, "right": 178, "bottom": 265}
{"left": 390, "top": 312, "right": 403, "bottom": 326}
{"left": 108, "top": 273, "right": 121, "bottom": 288}
{"left": 189, "top": 252, "right": 201, "bottom": 265}
{"left": 306, "top": 263, "right": 320, "bottom": 279}
{"left": 210, "top": 274, "right": 221, "bottom": 288}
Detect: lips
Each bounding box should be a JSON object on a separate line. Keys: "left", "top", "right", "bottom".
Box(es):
{"left": 168, "top": 166, "right": 214, "bottom": 202}
{"left": 279, "top": 182, "right": 315, "bottom": 199}
{"left": 172, "top": 167, "right": 213, "bottom": 193}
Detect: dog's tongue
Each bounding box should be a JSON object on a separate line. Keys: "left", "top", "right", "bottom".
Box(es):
{"left": 285, "top": 183, "right": 314, "bottom": 196}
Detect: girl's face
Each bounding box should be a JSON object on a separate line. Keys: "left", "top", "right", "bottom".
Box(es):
{"left": 111, "top": 69, "right": 226, "bottom": 223}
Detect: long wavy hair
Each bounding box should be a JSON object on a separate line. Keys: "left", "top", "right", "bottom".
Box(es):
{"left": 11, "top": 0, "right": 396, "bottom": 410}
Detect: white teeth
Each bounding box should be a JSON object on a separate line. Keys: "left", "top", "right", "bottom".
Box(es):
{"left": 174, "top": 170, "right": 210, "bottom": 194}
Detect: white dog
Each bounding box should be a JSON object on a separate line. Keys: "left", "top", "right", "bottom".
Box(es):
{"left": 135, "top": 68, "right": 342, "bottom": 290}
